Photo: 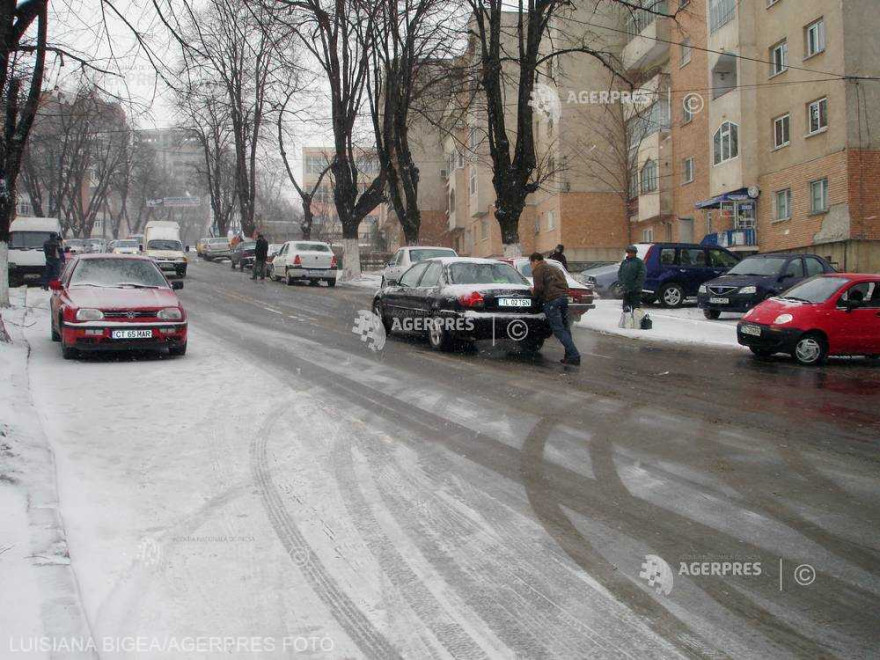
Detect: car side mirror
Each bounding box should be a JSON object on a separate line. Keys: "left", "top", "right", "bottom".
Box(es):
{"left": 49, "top": 280, "right": 62, "bottom": 291}
{"left": 385, "top": 278, "right": 399, "bottom": 287}
{"left": 842, "top": 298, "right": 863, "bottom": 312}
{"left": 171, "top": 280, "right": 184, "bottom": 290}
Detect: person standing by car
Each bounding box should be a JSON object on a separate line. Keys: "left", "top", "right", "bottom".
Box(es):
{"left": 530, "top": 253, "right": 581, "bottom": 366}
{"left": 618, "top": 245, "right": 646, "bottom": 312}
{"left": 41, "top": 233, "right": 63, "bottom": 290}
{"left": 252, "top": 234, "right": 269, "bottom": 280}
{"left": 548, "top": 244, "right": 568, "bottom": 270}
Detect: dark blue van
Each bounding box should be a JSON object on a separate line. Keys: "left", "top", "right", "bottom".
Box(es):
{"left": 635, "top": 243, "right": 741, "bottom": 308}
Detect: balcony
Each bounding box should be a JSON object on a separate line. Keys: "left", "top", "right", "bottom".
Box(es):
{"left": 702, "top": 228, "right": 759, "bottom": 251}
{"left": 622, "top": 2, "right": 670, "bottom": 72}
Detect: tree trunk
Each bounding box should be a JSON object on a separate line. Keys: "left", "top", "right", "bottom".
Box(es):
{"left": 0, "top": 240, "right": 9, "bottom": 309}
{"left": 340, "top": 237, "right": 361, "bottom": 282}
{"left": 300, "top": 196, "right": 313, "bottom": 240}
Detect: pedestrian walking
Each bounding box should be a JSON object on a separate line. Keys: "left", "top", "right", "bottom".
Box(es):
{"left": 530, "top": 253, "right": 581, "bottom": 366}
{"left": 548, "top": 244, "right": 568, "bottom": 270}
{"left": 618, "top": 245, "right": 647, "bottom": 314}
{"left": 41, "top": 233, "right": 63, "bottom": 290}
{"left": 252, "top": 234, "right": 269, "bottom": 280}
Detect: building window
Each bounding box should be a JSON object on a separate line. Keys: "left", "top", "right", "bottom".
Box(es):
{"left": 709, "top": 0, "right": 736, "bottom": 33}
{"left": 682, "top": 97, "right": 694, "bottom": 124}
{"left": 640, "top": 159, "right": 658, "bottom": 193}
{"left": 810, "top": 178, "right": 829, "bottom": 213}
{"left": 773, "top": 114, "right": 790, "bottom": 149}
{"left": 805, "top": 18, "right": 826, "bottom": 58}
{"left": 534, "top": 216, "right": 541, "bottom": 234}
{"left": 775, "top": 189, "right": 792, "bottom": 220}
{"left": 469, "top": 165, "right": 477, "bottom": 195}
{"left": 547, "top": 210, "right": 556, "bottom": 231}
{"left": 713, "top": 122, "right": 739, "bottom": 165}
{"left": 642, "top": 228, "right": 654, "bottom": 242}
{"left": 481, "top": 218, "right": 489, "bottom": 241}
{"left": 807, "top": 97, "right": 828, "bottom": 134}
{"left": 628, "top": 166, "right": 639, "bottom": 200}
{"left": 468, "top": 127, "right": 478, "bottom": 153}
{"left": 682, "top": 157, "right": 695, "bottom": 184}
{"left": 770, "top": 40, "right": 788, "bottom": 76}
{"left": 680, "top": 39, "right": 692, "bottom": 67}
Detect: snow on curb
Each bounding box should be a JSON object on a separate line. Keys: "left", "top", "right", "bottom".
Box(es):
{"left": 0, "top": 287, "right": 95, "bottom": 658}
{"left": 576, "top": 299, "right": 747, "bottom": 351}
{"left": 342, "top": 272, "right": 383, "bottom": 291}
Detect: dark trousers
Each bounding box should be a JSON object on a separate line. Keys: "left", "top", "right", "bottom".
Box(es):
{"left": 543, "top": 297, "right": 580, "bottom": 361}
{"left": 252, "top": 259, "right": 266, "bottom": 279}
{"left": 622, "top": 291, "right": 642, "bottom": 311}
{"left": 42, "top": 258, "right": 61, "bottom": 287}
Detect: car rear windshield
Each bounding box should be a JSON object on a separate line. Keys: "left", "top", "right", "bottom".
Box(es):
{"left": 209, "top": 238, "right": 229, "bottom": 245}
{"left": 69, "top": 259, "right": 169, "bottom": 289}
{"left": 779, "top": 277, "right": 849, "bottom": 303}
{"left": 240, "top": 242, "right": 256, "bottom": 250}
{"left": 10, "top": 231, "right": 53, "bottom": 249}
{"left": 411, "top": 248, "right": 455, "bottom": 262}
{"left": 727, "top": 256, "right": 787, "bottom": 276}
{"left": 448, "top": 263, "right": 527, "bottom": 285}
{"left": 294, "top": 242, "right": 330, "bottom": 252}
{"left": 147, "top": 239, "right": 183, "bottom": 251}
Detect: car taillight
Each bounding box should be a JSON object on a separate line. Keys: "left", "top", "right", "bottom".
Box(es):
{"left": 330, "top": 255, "right": 337, "bottom": 269}
{"left": 458, "top": 291, "right": 485, "bottom": 308}
{"left": 293, "top": 254, "right": 301, "bottom": 266}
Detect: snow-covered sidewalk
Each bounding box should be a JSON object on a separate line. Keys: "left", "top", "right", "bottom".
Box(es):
{"left": 577, "top": 299, "right": 747, "bottom": 350}
{"left": 341, "top": 271, "right": 383, "bottom": 291}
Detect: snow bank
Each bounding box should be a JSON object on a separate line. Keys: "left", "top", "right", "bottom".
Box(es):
{"left": 576, "top": 299, "right": 747, "bottom": 350}
{"left": 343, "top": 271, "right": 383, "bottom": 291}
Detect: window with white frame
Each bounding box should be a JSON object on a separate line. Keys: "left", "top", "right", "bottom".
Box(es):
{"left": 807, "top": 98, "right": 828, "bottom": 134}
{"left": 469, "top": 165, "right": 477, "bottom": 195}
{"left": 547, "top": 210, "right": 556, "bottom": 231}
{"left": 713, "top": 122, "right": 739, "bottom": 165}
{"left": 709, "top": 0, "right": 736, "bottom": 33}
{"left": 456, "top": 150, "right": 464, "bottom": 168}
{"left": 481, "top": 218, "right": 489, "bottom": 241}
{"left": 642, "top": 228, "right": 654, "bottom": 242}
{"left": 640, "top": 159, "right": 658, "bottom": 193}
{"left": 468, "top": 127, "right": 478, "bottom": 152}
{"left": 682, "top": 157, "right": 695, "bottom": 184}
{"left": 770, "top": 40, "right": 788, "bottom": 76}
{"left": 682, "top": 97, "right": 694, "bottom": 124}
{"left": 810, "top": 178, "right": 829, "bottom": 213}
{"left": 534, "top": 216, "right": 541, "bottom": 234}
{"left": 805, "top": 18, "right": 826, "bottom": 58}
{"left": 680, "top": 38, "right": 692, "bottom": 67}
{"left": 774, "top": 114, "right": 791, "bottom": 149}
{"left": 775, "top": 189, "right": 792, "bottom": 220}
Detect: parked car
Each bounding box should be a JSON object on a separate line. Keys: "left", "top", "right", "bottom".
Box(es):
{"left": 230, "top": 240, "right": 256, "bottom": 270}
{"left": 373, "top": 257, "right": 552, "bottom": 353}
{"left": 698, "top": 253, "right": 836, "bottom": 319}
{"left": 64, "top": 238, "right": 90, "bottom": 255}
{"left": 270, "top": 240, "right": 337, "bottom": 286}
{"left": 49, "top": 254, "right": 187, "bottom": 359}
{"left": 636, "top": 243, "right": 741, "bottom": 308}
{"left": 85, "top": 238, "right": 107, "bottom": 253}
{"left": 202, "top": 237, "right": 232, "bottom": 261}
{"left": 382, "top": 246, "right": 458, "bottom": 286}
{"left": 737, "top": 274, "right": 880, "bottom": 365}
{"left": 501, "top": 257, "right": 595, "bottom": 321}
{"left": 196, "top": 238, "right": 210, "bottom": 258}
{"left": 579, "top": 262, "right": 622, "bottom": 299}
{"left": 265, "top": 244, "right": 283, "bottom": 278}
{"left": 109, "top": 239, "right": 140, "bottom": 255}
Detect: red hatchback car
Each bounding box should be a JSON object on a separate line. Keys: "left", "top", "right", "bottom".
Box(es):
{"left": 50, "top": 254, "right": 188, "bottom": 359}
{"left": 737, "top": 274, "right": 880, "bottom": 365}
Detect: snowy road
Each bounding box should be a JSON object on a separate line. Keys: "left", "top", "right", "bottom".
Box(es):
{"left": 10, "top": 258, "right": 880, "bottom": 659}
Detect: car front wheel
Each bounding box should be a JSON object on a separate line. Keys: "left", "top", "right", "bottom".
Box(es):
{"left": 793, "top": 333, "right": 828, "bottom": 366}
{"left": 372, "top": 301, "right": 392, "bottom": 334}
{"left": 659, "top": 283, "right": 685, "bottom": 308}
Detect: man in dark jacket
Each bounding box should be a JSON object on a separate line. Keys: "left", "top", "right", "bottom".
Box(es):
{"left": 252, "top": 234, "right": 269, "bottom": 280}
{"left": 618, "top": 245, "right": 646, "bottom": 311}
{"left": 548, "top": 244, "right": 568, "bottom": 270}
{"left": 531, "top": 253, "right": 581, "bottom": 366}
{"left": 41, "top": 233, "right": 63, "bottom": 290}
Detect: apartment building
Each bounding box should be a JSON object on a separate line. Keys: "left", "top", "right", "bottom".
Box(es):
{"left": 627, "top": 0, "right": 880, "bottom": 271}
{"left": 302, "top": 147, "right": 381, "bottom": 246}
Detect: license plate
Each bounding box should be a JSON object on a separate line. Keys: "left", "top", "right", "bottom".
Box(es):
{"left": 709, "top": 297, "right": 730, "bottom": 304}
{"left": 111, "top": 329, "right": 153, "bottom": 340}
{"left": 498, "top": 298, "right": 531, "bottom": 308}
{"left": 740, "top": 324, "right": 761, "bottom": 337}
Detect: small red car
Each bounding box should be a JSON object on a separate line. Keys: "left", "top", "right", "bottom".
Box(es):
{"left": 50, "top": 254, "right": 188, "bottom": 359}
{"left": 737, "top": 273, "right": 880, "bottom": 365}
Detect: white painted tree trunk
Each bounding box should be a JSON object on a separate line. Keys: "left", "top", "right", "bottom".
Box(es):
{"left": 341, "top": 238, "right": 362, "bottom": 281}
{"left": 503, "top": 242, "right": 523, "bottom": 258}
{"left": 0, "top": 242, "right": 9, "bottom": 308}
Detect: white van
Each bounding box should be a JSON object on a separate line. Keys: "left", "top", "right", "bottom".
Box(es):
{"left": 143, "top": 221, "right": 187, "bottom": 277}
{"left": 8, "top": 217, "right": 62, "bottom": 286}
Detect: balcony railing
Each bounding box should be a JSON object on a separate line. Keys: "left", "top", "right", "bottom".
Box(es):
{"left": 625, "top": 1, "right": 667, "bottom": 40}
{"left": 702, "top": 228, "right": 758, "bottom": 248}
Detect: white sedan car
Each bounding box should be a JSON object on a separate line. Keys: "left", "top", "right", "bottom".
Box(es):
{"left": 382, "top": 245, "right": 457, "bottom": 286}
{"left": 270, "top": 240, "right": 338, "bottom": 286}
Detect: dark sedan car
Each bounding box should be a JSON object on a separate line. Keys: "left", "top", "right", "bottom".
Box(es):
{"left": 372, "top": 257, "right": 552, "bottom": 353}
{"left": 230, "top": 241, "right": 256, "bottom": 270}
{"left": 698, "top": 253, "right": 836, "bottom": 319}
